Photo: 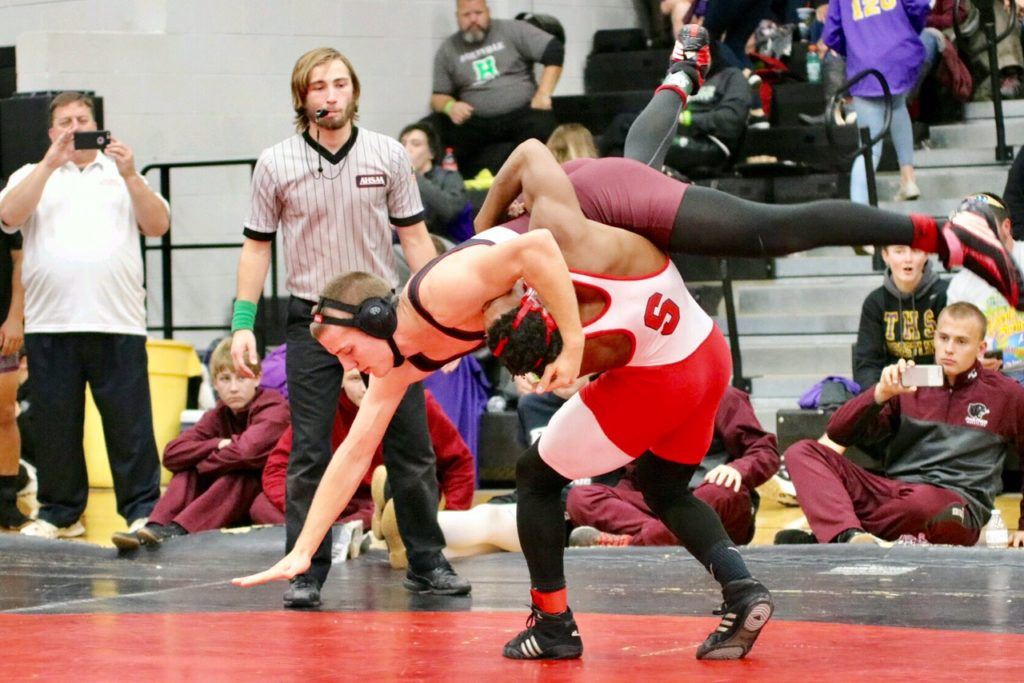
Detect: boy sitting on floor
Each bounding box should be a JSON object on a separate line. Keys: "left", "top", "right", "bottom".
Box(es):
{"left": 112, "top": 338, "right": 289, "bottom": 551}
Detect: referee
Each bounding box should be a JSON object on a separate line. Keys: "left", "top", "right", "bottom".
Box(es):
{"left": 231, "top": 47, "right": 469, "bottom": 607}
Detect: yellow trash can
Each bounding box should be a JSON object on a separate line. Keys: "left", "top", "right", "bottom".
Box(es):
{"left": 83, "top": 339, "right": 203, "bottom": 487}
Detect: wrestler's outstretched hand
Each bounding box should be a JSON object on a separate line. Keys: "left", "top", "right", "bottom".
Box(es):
{"left": 232, "top": 549, "right": 311, "bottom": 587}
{"left": 536, "top": 342, "right": 583, "bottom": 394}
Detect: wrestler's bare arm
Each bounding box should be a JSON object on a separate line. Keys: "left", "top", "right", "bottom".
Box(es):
{"left": 475, "top": 140, "right": 588, "bottom": 242}
{"left": 232, "top": 363, "right": 427, "bottom": 586}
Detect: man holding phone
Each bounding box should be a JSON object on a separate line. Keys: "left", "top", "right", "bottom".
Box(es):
{"left": 780, "top": 303, "right": 1024, "bottom": 547}
{"left": 0, "top": 91, "right": 169, "bottom": 539}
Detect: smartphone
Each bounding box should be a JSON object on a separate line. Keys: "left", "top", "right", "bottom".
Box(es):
{"left": 73, "top": 130, "right": 110, "bottom": 150}
{"left": 900, "top": 364, "right": 944, "bottom": 387}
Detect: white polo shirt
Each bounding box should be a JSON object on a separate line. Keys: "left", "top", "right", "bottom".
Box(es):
{"left": 0, "top": 153, "right": 166, "bottom": 335}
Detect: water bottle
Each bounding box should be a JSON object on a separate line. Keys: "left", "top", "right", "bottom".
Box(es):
{"left": 441, "top": 147, "right": 458, "bottom": 172}
{"left": 985, "top": 509, "right": 1009, "bottom": 548}
{"left": 806, "top": 45, "right": 821, "bottom": 84}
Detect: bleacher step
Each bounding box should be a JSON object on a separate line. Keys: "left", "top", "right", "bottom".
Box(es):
{"left": 733, "top": 276, "right": 878, "bottom": 314}
{"left": 965, "top": 99, "right": 1024, "bottom": 120}
{"left": 733, "top": 335, "right": 855, "bottom": 375}
{"left": 718, "top": 312, "right": 860, "bottom": 335}
{"left": 873, "top": 166, "right": 1009, "bottom": 200}
{"left": 915, "top": 147, "right": 1010, "bottom": 169}
{"left": 773, "top": 254, "right": 876, "bottom": 278}
{"left": 878, "top": 196, "right": 960, "bottom": 217}
{"left": 929, "top": 119, "right": 1024, "bottom": 149}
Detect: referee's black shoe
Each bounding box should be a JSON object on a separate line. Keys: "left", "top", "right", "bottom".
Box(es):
{"left": 403, "top": 561, "right": 472, "bottom": 596}
{"left": 503, "top": 606, "right": 583, "bottom": 660}
{"left": 283, "top": 574, "right": 321, "bottom": 609}
{"left": 696, "top": 578, "right": 773, "bottom": 660}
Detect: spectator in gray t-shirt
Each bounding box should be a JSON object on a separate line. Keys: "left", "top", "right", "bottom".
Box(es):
{"left": 429, "top": 0, "right": 564, "bottom": 177}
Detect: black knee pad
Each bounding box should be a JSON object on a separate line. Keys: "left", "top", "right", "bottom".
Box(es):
{"left": 634, "top": 452, "right": 698, "bottom": 516}
{"left": 516, "top": 441, "right": 570, "bottom": 495}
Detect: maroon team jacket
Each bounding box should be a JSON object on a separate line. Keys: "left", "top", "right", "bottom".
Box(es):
{"left": 826, "top": 361, "right": 1024, "bottom": 526}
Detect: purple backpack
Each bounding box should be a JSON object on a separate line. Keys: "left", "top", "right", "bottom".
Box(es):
{"left": 798, "top": 376, "right": 861, "bottom": 410}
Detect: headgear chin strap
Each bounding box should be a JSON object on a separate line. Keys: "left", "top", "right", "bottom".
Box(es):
{"left": 313, "top": 295, "right": 405, "bottom": 367}
{"left": 491, "top": 288, "right": 558, "bottom": 370}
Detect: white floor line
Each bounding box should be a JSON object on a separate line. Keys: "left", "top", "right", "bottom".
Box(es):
{"left": 2, "top": 579, "right": 229, "bottom": 614}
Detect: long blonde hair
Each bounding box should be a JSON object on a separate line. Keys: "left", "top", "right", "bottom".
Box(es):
{"left": 291, "top": 47, "right": 361, "bottom": 132}
{"left": 546, "top": 123, "right": 598, "bottom": 163}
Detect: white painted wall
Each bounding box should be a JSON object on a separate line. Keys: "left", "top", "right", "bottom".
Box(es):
{"left": 0, "top": 0, "right": 637, "bottom": 349}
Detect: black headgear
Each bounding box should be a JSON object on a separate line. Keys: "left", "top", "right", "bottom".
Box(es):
{"left": 313, "top": 295, "right": 405, "bottom": 367}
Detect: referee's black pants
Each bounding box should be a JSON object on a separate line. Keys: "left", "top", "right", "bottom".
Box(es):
{"left": 25, "top": 332, "right": 161, "bottom": 527}
{"left": 285, "top": 297, "right": 448, "bottom": 585}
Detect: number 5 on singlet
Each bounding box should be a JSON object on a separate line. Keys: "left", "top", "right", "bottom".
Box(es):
{"left": 644, "top": 293, "right": 680, "bottom": 335}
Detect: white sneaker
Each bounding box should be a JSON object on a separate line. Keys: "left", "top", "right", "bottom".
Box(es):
{"left": 128, "top": 517, "right": 149, "bottom": 533}
{"left": 894, "top": 182, "right": 921, "bottom": 202}
{"left": 20, "top": 518, "right": 86, "bottom": 539}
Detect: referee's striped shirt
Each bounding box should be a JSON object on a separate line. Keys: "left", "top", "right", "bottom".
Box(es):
{"left": 243, "top": 127, "right": 425, "bottom": 299}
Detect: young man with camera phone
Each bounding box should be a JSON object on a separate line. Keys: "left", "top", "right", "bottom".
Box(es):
{"left": 781, "top": 303, "right": 1024, "bottom": 547}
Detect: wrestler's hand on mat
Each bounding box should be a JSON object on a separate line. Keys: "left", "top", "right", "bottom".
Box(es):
{"left": 231, "top": 549, "right": 312, "bottom": 587}
{"left": 874, "top": 359, "right": 917, "bottom": 404}
{"left": 704, "top": 464, "right": 742, "bottom": 493}
{"left": 1011, "top": 531, "right": 1024, "bottom": 548}
{"left": 536, "top": 342, "right": 583, "bottom": 394}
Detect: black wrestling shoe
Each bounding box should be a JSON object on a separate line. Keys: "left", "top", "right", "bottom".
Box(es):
{"left": 696, "top": 578, "right": 774, "bottom": 660}
{"left": 773, "top": 529, "right": 817, "bottom": 545}
{"left": 403, "top": 562, "right": 472, "bottom": 596}
{"left": 940, "top": 207, "right": 1024, "bottom": 311}
{"left": 503, "top": 606, "right": 583, "bottom": 660}
{"left": 283, "top": 574, "right": 321, "bottom": 609}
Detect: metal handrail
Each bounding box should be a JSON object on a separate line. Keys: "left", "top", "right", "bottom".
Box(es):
{"left": 952, "top": 0, "right": 1014, "bottom": 161}
{"left": 826, "top": 68, "right": 892, "bottom": 161}
{"left": 826, "top": 69, "right": 891, "bottom": 207}
{"left": 138, "top": 159, "right": 282, "bottom": 346}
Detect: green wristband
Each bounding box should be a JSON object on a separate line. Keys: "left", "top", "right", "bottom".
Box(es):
{"left": 231, "top": 299, "right": 258, "bottom": 332}
{"left": 443, "top": 99, "right": 456, "bottom": 115}
{"left": 680, "top": 109, "right": 693, "bottom": 127}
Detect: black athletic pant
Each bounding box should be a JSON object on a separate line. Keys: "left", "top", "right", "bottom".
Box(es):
{"left": 430, "top": 105, "right": 558, "bottom": 178}
{"left": 625, "top": 89, "right": 919, "bottom": 256}
{"left": 517, "top": 444, "right": 740, "bottom": 592}
{"left": 284, "top": 296, "right": 447, "bottom": 584}
{"left": 26, "top": 332, "right": 160, "bottom": 527}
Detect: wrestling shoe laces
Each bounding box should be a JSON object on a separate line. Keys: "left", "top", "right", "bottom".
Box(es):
{"left": 502, "top": 606, "right": 583, "bottom": 660}
{"left": 696, "top": 578, "right": 774, "bottom": 660}
{"left": 940, "top": 209, "right": 1024, "bottom": 311}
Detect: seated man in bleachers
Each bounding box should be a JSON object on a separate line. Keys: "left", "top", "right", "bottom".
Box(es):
{"left": 251, "top": 367, "right": 476, "bottom": 569}
{"left": 853, "top": 244, "right": 948, "bottom": 389}
{"left": 112, "top": 339, "right": 289, "bottom": 551}
{"left": 565, "top": 386, "right": 779, "bottom": 547}
{"left": 400, "top": 122, "right": 470, "bottom": 242}
{"left": 663, "top": 41, "right": 750, "bottom": 178}
{"left": 946, "top": 193, "right": 1024, "bottom": 384}
{"left": 429, "top": 0, "right": 563, "bottom": 177}
{"left": 779, "top": 303, "right": 1024, "bottom": 546}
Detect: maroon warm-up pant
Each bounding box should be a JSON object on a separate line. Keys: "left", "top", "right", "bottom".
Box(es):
{"left": 566, "top": 476, "right": 756, "bottom": 546}
{"left": 148, "top": 470, "right": 262, "bottom": 533}
{"left": 784, "top": 440, "right": 980, "bottom": 545}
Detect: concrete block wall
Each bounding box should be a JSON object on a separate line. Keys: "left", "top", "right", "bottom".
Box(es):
{"left": 0, "top": 0, "right": 637, "bottom": 349}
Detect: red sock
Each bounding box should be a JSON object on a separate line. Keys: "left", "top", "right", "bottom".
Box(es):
{"left": 908, "top": 213, "right": 940, "bottom": 254}
{"left": 531, "top": 587, "right": 567, "bottom": 615}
